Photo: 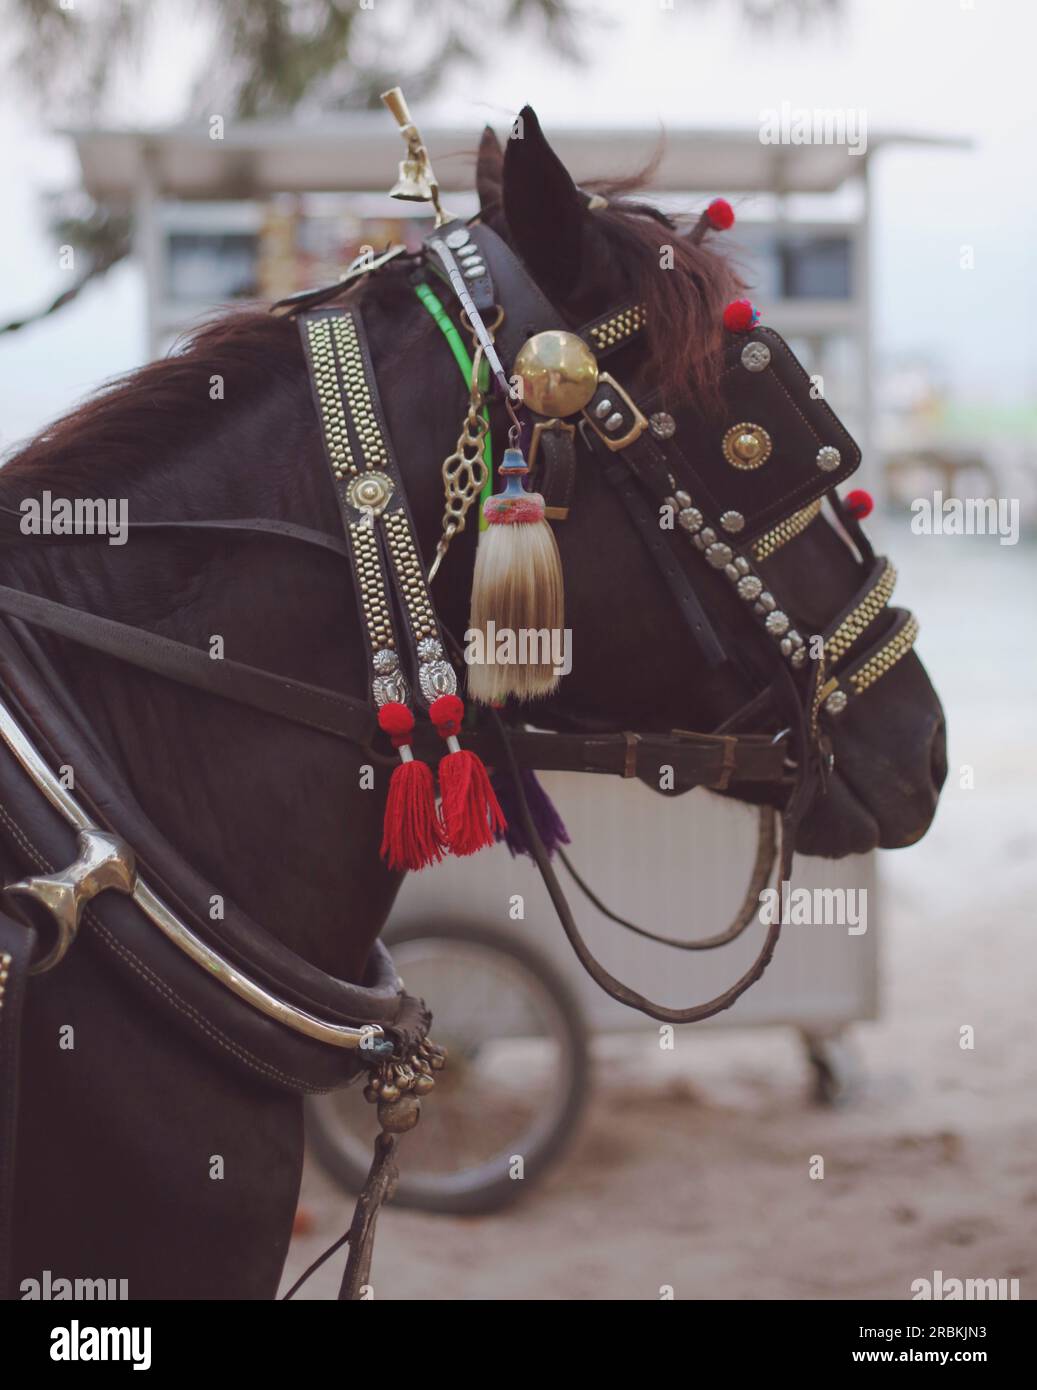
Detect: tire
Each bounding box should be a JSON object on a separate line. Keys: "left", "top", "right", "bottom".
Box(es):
{"left": 305, "top": 916, "right": 590, "bottom": 1215}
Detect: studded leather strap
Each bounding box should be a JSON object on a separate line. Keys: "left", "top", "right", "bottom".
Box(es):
{"left": 299, "top": 306, "right": 457, "bottom": 711}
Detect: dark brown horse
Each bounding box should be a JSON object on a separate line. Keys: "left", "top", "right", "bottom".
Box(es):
{"left": 4, "top": 109, "right": 944, "bottom": 1299}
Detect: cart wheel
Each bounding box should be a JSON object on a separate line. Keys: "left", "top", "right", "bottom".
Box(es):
{"left": 305, "top": 916, "right": 590, "bottom": 1215}
{"left": 802, "top": 1028, "right": 860, "bottom": 1107}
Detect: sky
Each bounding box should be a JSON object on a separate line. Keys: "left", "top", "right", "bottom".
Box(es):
{"left": 1, "top": 0, "right": 1035, "bottom": 456}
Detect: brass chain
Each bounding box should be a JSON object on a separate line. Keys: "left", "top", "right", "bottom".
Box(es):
{"left": 428, "top": 343, "right": 491, "bottom": 581}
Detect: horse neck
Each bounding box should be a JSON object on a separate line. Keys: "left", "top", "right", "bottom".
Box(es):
{"left": 0, "top": 307, "right": 453, "bottom": 983}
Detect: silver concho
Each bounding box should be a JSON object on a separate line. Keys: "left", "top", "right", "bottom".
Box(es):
{"left": 416, "top": 638, "right": 457, "bottom": 702}
{"left": 445, "top": 228, "right": 471, "bottom": 250}
{"left": 347, "top": 471, "right": 394, "bottom": 518}
{"left": 678, "top": 507, "right": 704, "bottom": 534}
{"left": 719, "top": 510, "right": 745, "bottom": 533}
{"left": 816, "top": 445, "right": 841, "bottom": 473}
{"left": 736, "top": 575, "right": 762, "bottom": 601}
{"left": 764, "top": 610, "right": 790, "bottom": 636}
{"left": 649, "top": 411, "right": 677, "bottom": 440}
{"left": 706, "top": 542, "right": 733, "bottom": 569}
{"left": 740, "top": 341, "right": 771, "bottom": 373}
{"left": 824, "top": 690, "right": 849, "bottom": 715}
{"left": 372, "top": 648, "right": 409, "bottom": 707}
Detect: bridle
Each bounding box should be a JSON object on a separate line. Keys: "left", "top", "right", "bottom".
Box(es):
{"left": 0, "top": 205, "right": 918, "bottom": 1299}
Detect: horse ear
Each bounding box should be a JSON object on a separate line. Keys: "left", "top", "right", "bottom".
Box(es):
{"left": 476, "top": 125, "right": 504, "bottom": 215}
{"left": 502, "top": 106, "right": 583, "bottom": 299}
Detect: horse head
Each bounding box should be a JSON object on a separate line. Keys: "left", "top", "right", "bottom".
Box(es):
{"left": 467, "top": 107, "right": 946, "bottom": 858}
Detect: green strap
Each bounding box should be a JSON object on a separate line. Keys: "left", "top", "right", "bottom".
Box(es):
{"left": 413, "top": 281, "right": 493, "bottom": 529}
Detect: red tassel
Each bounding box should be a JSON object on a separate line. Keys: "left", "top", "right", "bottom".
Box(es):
{"left": 378, "top": 702, "right": 444, "bottom": 872}
{"left": 381, "top": 759, "right": 444, "bottom": 870}
{"left": 429, "top": 694, "right": 506, "bottom": 856}
{"left": 438, "top": 747, "right": 506, "bottom": 856}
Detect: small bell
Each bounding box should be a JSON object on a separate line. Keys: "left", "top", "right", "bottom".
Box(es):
{"left": 389, "top": 154, "right": 435, "bottom": 204}
{"left": 381, "top": 86, "right": 453, "bottom": 226}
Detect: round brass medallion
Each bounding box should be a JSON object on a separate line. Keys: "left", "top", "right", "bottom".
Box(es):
{"left": 721, "top": 421, "right": 772, "bottom": 471}
{"left": 513, "top": 331, "right": 599, "bottom": 417}
{"left": 347, "top": 470, "right": 394, "bottom": 516}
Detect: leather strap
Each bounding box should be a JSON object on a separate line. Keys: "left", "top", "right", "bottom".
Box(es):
{"left": 0, "top": 583, "right": 375, "bottom": 745}
{"left": 0, "top": 581, "right": 794, "bottom": 790}
{"left": 0, "top": 507, "right": 352, "bottom": 561}
{"left": 425, "top": 221, "right": 563, "bottom": 366}
{"left": 0, "top": 910, "right": 34, "bottom": 1299}
{"left": 457, "top": 723, "right": 788, "bottom": 790}
{"left": 529, "top": 420, "right": 578, "bottom": 521}
{"left": 557, "top": 805, "right": 777, "bottom": 951}
{"left": 488, "top": 650, "right": 824, "bottom": 1025}
{"left": 600, "top": 453, "right": 728, "bottom": 669}
{"left": 299, "top": 306, "right": 458, "bottom": 714}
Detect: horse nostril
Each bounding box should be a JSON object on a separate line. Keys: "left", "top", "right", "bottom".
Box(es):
{"left": 929, "top": 717, "right": 948, "bottom": 791}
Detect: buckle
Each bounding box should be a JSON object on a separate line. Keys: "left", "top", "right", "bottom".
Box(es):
{"left": 581, "top": 372, "right": 649, "bottom": 452}
{"left": 528, "top": 418, "right": 576, "bottom": 521}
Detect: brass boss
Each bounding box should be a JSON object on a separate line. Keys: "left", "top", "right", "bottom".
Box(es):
{"left": 347, "top": 471, "right": 394, "bottom": 515}
{"left": 513, "top": 331, "right": 599, "bottom": 417}
{"left": 722, "top": 422, "right": 772, "bottom": 470}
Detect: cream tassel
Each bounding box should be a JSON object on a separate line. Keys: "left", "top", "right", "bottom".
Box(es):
{"left": 467, "top": 447, "right": 564, "bottom": 705}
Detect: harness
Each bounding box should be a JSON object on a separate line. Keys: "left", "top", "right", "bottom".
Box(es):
{"left": 0, "top": 212, "right": 918, "bottom": 1300}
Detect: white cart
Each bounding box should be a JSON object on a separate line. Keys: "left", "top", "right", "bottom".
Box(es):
{"left": 307, "top": 774, "right": 877, "bottom": 1212}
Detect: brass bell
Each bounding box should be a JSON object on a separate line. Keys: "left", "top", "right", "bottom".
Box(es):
{"left": 389, "top": 155, "right": 435, "bottom": 204}
{"left": 513, "top": 331, "right": 599, "bottom": 418}
{"left": 378, "top": 1093, "right": 421, "bottom": 1134}
{"left": 381, "top": 87, "right": 452, "bottom": 226}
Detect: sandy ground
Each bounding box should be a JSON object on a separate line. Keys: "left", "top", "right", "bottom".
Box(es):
{"left": 282, "top": 531, "right": 1037, "bottom": 1300}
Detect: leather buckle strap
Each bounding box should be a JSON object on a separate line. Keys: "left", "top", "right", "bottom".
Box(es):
{"left": 581, "top": 372, "right": 650, "bottom": 452}
{"left": 528, "top": 419, "right": 577, "bottom": 521}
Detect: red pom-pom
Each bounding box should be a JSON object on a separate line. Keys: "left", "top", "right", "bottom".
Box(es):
{"left": 430, "top": 693, "right": 465, "bottom": 738}
{"left": 845, "top": 489, "right": 873, "bottom": 520}
{"left": 378, "top": 701, "right": 414, "bottom": 738}
{"left": 722, "top": 299, "right": 759, "bottom": 333}
{"left": 707, "top": 198, "right": 735, "bottom": 230}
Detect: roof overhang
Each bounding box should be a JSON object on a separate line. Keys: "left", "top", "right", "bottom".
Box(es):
{"left": 64, "top": 119, "right": 970, "bottom": 203}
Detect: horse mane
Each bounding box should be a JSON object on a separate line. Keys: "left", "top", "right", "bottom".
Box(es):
{"left": 584, "top": 173, "right": 745, "bottom": 411}
{"left": 0, "top": 310, "right": 301, "bottom": 494}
